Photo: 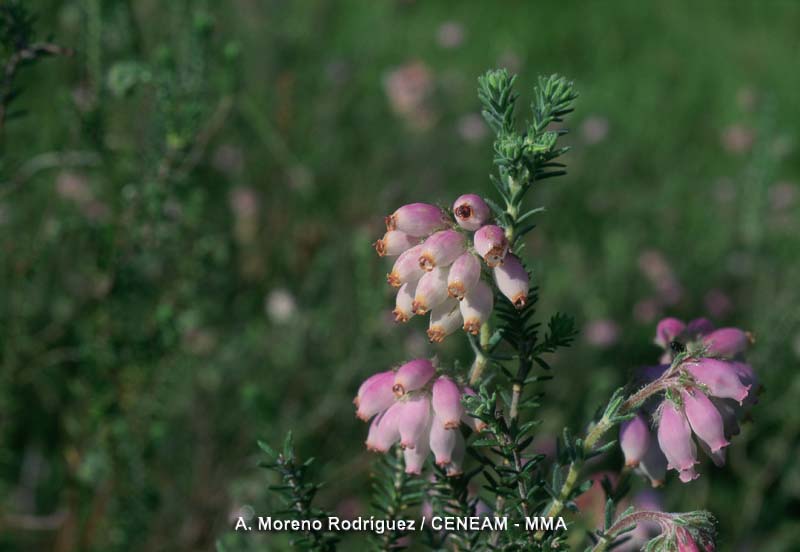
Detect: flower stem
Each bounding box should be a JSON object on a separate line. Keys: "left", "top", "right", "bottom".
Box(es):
{"left": 591, "top": 511, "right": 674, "bottom": 552}
{"left": 533, "top": 376, "right": 671, "bottom": 541}
{"left": 468, "top": 322, "right": 491, "bottom": 385}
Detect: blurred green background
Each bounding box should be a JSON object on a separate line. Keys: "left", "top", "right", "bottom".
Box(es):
{"left": 1, "top": 1, "right": 799, "bottom": 550}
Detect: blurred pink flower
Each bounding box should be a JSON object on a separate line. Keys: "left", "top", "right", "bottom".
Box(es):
{"left": 335, "top": 497, "right": 363, "bottom": 518}
{"left": 56, "top": 172, "right": 111, "bottom": 222}
{"left": 580, "top": 115, "right": 610, "bottom": 145}
{"left": 721, "top": 124, "right": 754, "bottom": 154}
{"left": 230, "top": 186, "right": 259, "bottom": 219}
{"left": 436, "top": 21, "right": 466, "bottom": 49}
{"left": 384, "top": 61, "right": 436, "bottom": 131}
{"left": 768, "top": 181, "right": 797, "bottom": 211}
{"left": 638, "top": 250, "right": 683, "bottom": 305}
{"left": 584, "top": 319, "right": 620, "bottom": 348}
{"left": 633, "top": 298, "right": 661, "bottom": 323}
{"left": 56, "top": 172, "right": 92, "bottom": 203}
{"left": 496, "top": 51, "right": 522, "bottom": 73}
{"left": 457, "top": 113, "right": 488, "bottom": 143}
{"left": 704, "top": 289, "right": 733, "bottom": 318}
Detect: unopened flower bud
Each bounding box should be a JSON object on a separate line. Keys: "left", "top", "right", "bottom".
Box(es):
{"left": 374, "top": 230, "right": 418, "bottom": 257}
{"left": 474, "top": 225, "right": 508, "bottom": 267}
{"left": 620, "top": 413, "right": 651, "bottom": 467}
{"left": 447, "top": 252, "right": 481, "bottom": 300}
{"left": 681, "top": 388, "right": 729, "bottom": 453}
{"left": 388, "top": 244, "right": 425, "bottom": 288}
{"left": 393, "top": 281, "right": 416, "bottom": 322}
{"left": 676, "top": 528, "right": 702, "bottom": 552}
{"left": 429, "top": 416, "right": 458, "bottom": 465}
{"left": 702, "top": 327, "right": 750, "bottom": 357}
{"left": 393, "top": 359, "right": 435, "bottom": 397}
{"left": 431, "top": 376, "right": 463, "bottom": 429}
{"left": 427, "top": 298, "right": 462, "bottom": 343}
{"left": 655, "top": 317, "right": 686, "bottom": 348}
{"left": 657, "top": 401, "right": 698, "bottom": 481}
{"left": 404, "top": 425, "right": 431, "bottom": 474}
{"left": 419, "top": 230, "right": 466, "bottom": 271}
{"left": 461, "top": 387, "right": 488, "bottom": 432}
{"left": 386, "top": 203, "right": 448, "bottom": 237}
{"left": 684, "top": 358, "right": 750, "bottom": 404}
{"left": 413, "top": 267, "right": 449, "bottom": 314}
{"left": 493, "top": 254, "right": 528, "bottom": 309}
{"left": 452, "top": 194, "right": 490, "bottom": 231}
{"left": 355, "top": 370, "right": 396, "bottom": 421}
{"left": 366, "top": 406, "right": 400, "bottom": 452}
{"left": 460, "top": 280, "right": 493, "bottom": 335}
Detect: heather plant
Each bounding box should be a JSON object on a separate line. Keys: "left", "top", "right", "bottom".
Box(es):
{"left": 3, "top": 3, "right": 797, "bottom": 552}
{"left": 260, "top": 69, "right": 761, "bottom": 551}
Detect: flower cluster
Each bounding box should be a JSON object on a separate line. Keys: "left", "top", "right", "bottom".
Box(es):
{"left": 353, "top": 358, "right": 486, "bottom": 476}
{"left": 621, "top": 317, "right": 757, "bottom": 484}
{"left": 375, "top": 197, "right": 529, "bottom": 342}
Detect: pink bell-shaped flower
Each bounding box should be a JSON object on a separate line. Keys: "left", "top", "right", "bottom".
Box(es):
{"left": 702, "top": 327, "right": 750, "bottom": 358}
{"left": 493, "top": 254, "right": 528, "bottom": 309}
{"left": 412, "top": 267, "right": 449, "bottom": 314}
{"left": 355, "top": 370, "right": 396, "bottom": 421}
{"left": 365, "top": 406, "right": 401, "bottom": 452}
{"left": 374, "top": 230, "right": 419, "bottom": 257}
{"left": 452, "top": 194, "right": 491, "bottom": 231}
{"left": 474, "top": 225, "right": 509, "bottom": 267}
{"left": 393, "top": 281, "right": 416, "bottom": 323}
{"left": 427, "top": 298, "right": 462, "bottom": 343}
{"left": 387, "top": 244, "right": 425, "bottom": 288}
{"left": 431, "top": 376, "right": 464, "bottom": 429}
{"left": 681, "top": 388, "right": 729, "bottom": 453}
{"left": 620, "top": 413, "right": 651, "bottom": 468}
{"left": 460, "top": 280, "right": 494, "bottom": 335}
{"left": 655, "top": 317, "right": 686, "bottom": 348}
{"left": 429, "top": 416, "right": 459, "bottom": 465}
{"left": 393, "top": 359, "right": 436, "bottom": 397}
{"left": 684, "top": 358, "right": 750, "bottom": 404}
{"left": 418, "top": 230, "right": 466, "bottom": 271}
{"left": 397, "top": 395, "right": 431, "bottom": 449}
{"left": 446, "top": 252, "right": 481, "bottom": 300}
{"left": 657, "top": 400, "right": 698, "bottom": 482}
{"left": 385, "top": 203, "right": 448, "bottom": 237}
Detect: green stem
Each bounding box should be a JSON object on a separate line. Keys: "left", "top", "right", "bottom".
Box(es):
{"left": 468, "top": 322, "right": 491, "bottom": 385}
{"left": 533, "top": 375, "right": 671, "bottom": 541}
{"left": 591, "top": 511, "right": 673, "bottom": 552}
